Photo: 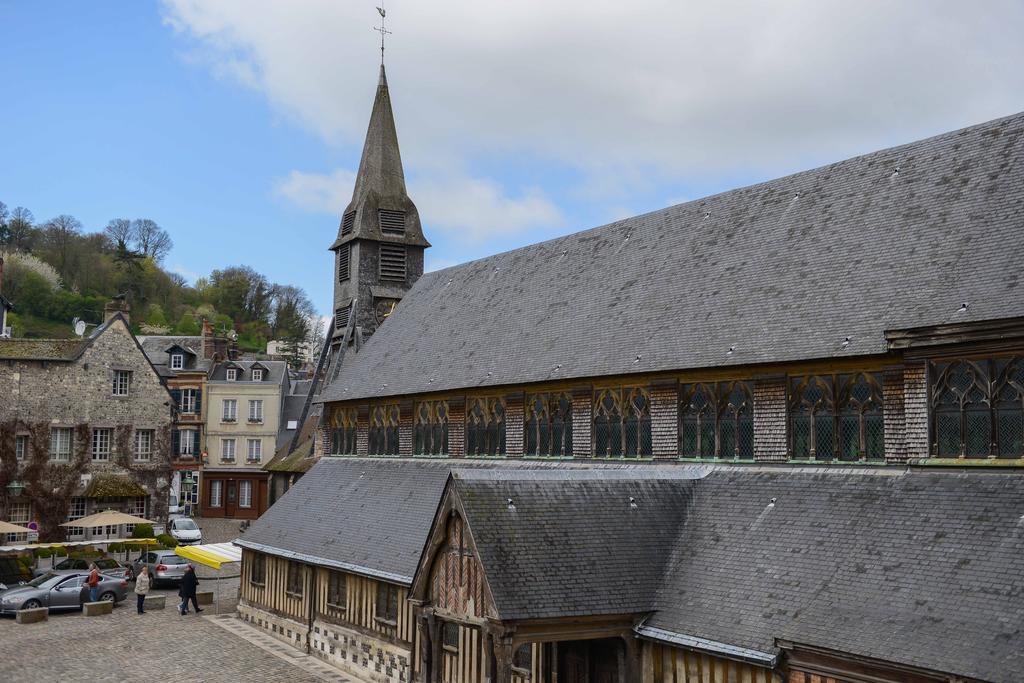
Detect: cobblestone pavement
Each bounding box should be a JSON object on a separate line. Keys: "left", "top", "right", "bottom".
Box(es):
{"left": 0, "top": 575, "right": 351, "bottom": 683}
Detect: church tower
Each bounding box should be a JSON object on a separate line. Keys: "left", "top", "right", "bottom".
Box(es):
{"left": 329, "top": 65, "right": 430, "bottom": 346}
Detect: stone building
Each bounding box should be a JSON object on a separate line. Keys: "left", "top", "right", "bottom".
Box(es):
{"left": 236, "top": 64, "right": 1024, "bottom": 683}
{"left": 201, "top": 360, "right": 289, "bottom": 519}
{"left": 0, "top": 300, "right": 174, "bottom": 540}
{"left": 139, "top": 321, "right": 234, "bottom": 517}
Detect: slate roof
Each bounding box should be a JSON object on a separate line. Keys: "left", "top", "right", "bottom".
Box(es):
{"left": 209, "top": 359, "right": 288, "bottom": 384}
{"left": 320, "top": 111, "right": 1024, "bottom": 402}
{"left": 138, "top": 335, "right": 211, "bottom": 375}
{"left": 0, "top": 338, "right": 88, "bottom": 360}
{"left": 452, "top": 469, "right": 697, "bottom": 620}
{"left": 237, "top": 458, "right": 457, "bottom": 583}
{"left": 646, "top": 468, "right": 1024, "bottom": 683}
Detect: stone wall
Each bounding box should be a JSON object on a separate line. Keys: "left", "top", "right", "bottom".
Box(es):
{"left": 310, "top": 618, "right": 413, "bottom": 683}
{"left": 0, "top": 317, "right": 174, "bottom": 533}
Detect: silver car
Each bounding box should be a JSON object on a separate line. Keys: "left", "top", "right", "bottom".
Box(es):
{"left": 129, "top": 549, "right": 188, "bottom": 585}
{"left": 0, "top": 571, "right": 129, "bottom": 614}
{"left": 33, "top": 557, "right": 131, "bottom": 580}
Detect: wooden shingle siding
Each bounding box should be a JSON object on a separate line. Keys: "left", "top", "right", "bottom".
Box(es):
{"left": 571, "top": 390, "right": 592, "bottom": 458}
{"left": 902, "top": 362, "right": 928, "bottom": 458}
{"left": 505, "top": 394, "right": 525, "bottom": 458}
{"left": 883, "top": 367, "right": 906, "bottom": 462}
{"left": 430, "top": 514, "right": 490, "bottom": 619}
{"left": 650, "top": 384, "right": 678, "bottom": 459}
{"left": 648, "top": 643, "right": 780, "bottom": 683}
{"left": 753, "top": 378, "right": 787, "bottom": 461}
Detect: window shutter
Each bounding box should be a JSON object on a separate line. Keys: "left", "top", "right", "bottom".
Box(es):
{"left": 340, "top": 211, "right": 356, "bottom": 236}
{"left": 379, "top": 244, "right": 406, "bottom": 281}
{"left": 378, "top": 209, "right": 406, "bottom": 235}
{"left": 195, "top": 389, "right": 202, "bottom": 414}
{"left": 170, "top": 389, "right": 182, "bottom": 409}
{"left": 172, "top": 429, "right": 180, "bottom": 455}
{"left": 338, "top": 244, "right": 351, "bottom": 282}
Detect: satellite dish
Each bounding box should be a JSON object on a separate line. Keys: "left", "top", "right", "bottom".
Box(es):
{"left": 73, "top": 318, "right": 86, "bottom": 337}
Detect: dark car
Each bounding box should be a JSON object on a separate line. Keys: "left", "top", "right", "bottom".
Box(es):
{"left": 0, "top": 571, "right": 129, "bottom": 614}
{"left": 0, "top": 557, "right": 32, "bottom": 587}
{"left": 33, "top": 557, "right": 131, "bottom": 580}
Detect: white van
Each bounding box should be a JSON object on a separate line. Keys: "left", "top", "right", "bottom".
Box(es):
{"left": 168, "top": 517, "right": 202, "bottom": 546}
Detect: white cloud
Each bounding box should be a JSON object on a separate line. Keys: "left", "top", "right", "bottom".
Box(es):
{"left": 274, "top": 168, "right": 356, "bottom": 214}
{"left": 169, "top": 263, "right": 201, "bottom": 283}
{"left": 275, "top": 167, "right": 563, "bottom": 242}
{"left": 163, "top": 0, "right": 1024, "bottom": 183}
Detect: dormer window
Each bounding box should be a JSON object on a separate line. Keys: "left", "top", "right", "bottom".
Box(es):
{"left": 226, "top": 368, "right": 237, "bottom": 382}
{"left": 170, "top": 354, "right": 184, "bottom": 370}
{"left": 252, "top": 369, "right": 264, "bottom": 382}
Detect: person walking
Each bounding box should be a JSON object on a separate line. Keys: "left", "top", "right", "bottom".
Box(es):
{"left": 179, "top": 564, "right": 202, "bottom": 615}
{"left": 135, "top": 565, "right": 151, "bottom": 614}
{"left": 86, "top": 563, "right": 101, "bottom": 603}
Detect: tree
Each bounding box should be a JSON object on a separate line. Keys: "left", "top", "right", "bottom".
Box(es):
{"left": 5, "top": 207, "right": 36, "bottom": 251}
{"left": 39, "top": 214, "right": 82, "bottom": 281}
{"left": 104, "top": 218, "right": 135, "bottom": 246}
{"left": 132, "top": 219, "right": 173, "bottom": 262}
{"left": 0, "top": 201, "right": 8, "bottom": 245}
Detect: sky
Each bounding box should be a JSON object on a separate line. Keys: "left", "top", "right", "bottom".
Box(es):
{"left": 2, "top": 1, "right": 1023, "bottom": 317}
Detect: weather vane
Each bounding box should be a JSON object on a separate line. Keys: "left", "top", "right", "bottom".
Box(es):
{"left": 374, "top": 3, "right": 391, "bottom": 65}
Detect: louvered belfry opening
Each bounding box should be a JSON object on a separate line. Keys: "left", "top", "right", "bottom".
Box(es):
{"left": 337, "top": 244, "right": 351, "bottom": 282}
{"left": 340, "top": 211, "right": 356, "bottom": 236}
{"left": 334, "top": 307, "right": 350, "bottom": 330}
{"left": 379, "top": 244, "right": 407, "bottom": 281}
{"left": 378, "top": 209, "right": 406, "bottom": 235}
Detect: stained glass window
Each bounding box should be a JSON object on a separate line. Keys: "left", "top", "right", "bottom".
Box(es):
{"left": 525, "top": 393, "right": 573, "bottom": 457}
{"left": 330, "top": 407, "right": 358, "bottom": 455}
{"left": 368, "top": 404, "right": 400, "bottom": 455}
{"left": 594, "top": 387, "right": 652, "bottom": 457}
{"left": 465, "top": 397, "right": 506, "bottom": 456}
{"left": 414, "top": 401, "right": 449, "bottom": 455}
{"left": 679, "top": 381, "right": 754, "bottom": 459}
{"left": 789, "top": 372, "right": 884, "bottom": 461}
{"left": 931, "top": 357, "right": 1024, "bottom": 458}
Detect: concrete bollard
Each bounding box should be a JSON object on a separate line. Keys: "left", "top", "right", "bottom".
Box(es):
{"left": 144, "top": 594, "right": 166, "bottom": 610}
{"left": 84, "top": 601, "right": 113, "bottom": 616}
{"left": 16, "top": 607, "right": 48, "bottom": 624}
{"left": 196, "top": 591, "right": 214, "bottom": 606}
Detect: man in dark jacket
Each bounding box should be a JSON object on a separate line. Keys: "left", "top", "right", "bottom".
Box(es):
{"left": 178, "top": 565, "right": 202, "bottom": 615}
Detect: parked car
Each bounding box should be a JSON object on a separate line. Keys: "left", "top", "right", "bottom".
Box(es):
{"left": 0, "top": 571, "right": 129, "bottom": 615}
{"left": 168, "top": 517, "right": 202, "bottom": 546}
{"left": 33, "top": 557, "right": 131, "bottom": 580}
{"left": 0, "top": 557, "right": 32, "bottom": 587}
{"left": 129, "top": 549, "right": 189, "bottom": 585}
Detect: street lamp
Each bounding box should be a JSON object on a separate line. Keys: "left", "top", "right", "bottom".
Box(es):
{"left": 6, "top": 481, "right": 25, "bottom": 497}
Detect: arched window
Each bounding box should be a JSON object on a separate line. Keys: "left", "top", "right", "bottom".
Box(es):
{"left": 414, "top": 401, "right": 449, "bottom": 455}
{"left": 932, "top": 357, "right": 1024, "bottom": 458}
{"left": 329, "top": 406, "right": 357, "bottom": 455}
{"left": 368, "top": 404, "right": 400, "bottom": 455}
{"left": 466, "top": 397, "right": 506, "bottom": 456}
{"left": 594, "top": 387, "right": 651, "bottom": 457}
{"left": 524, "top": 393, "right": 573, "bottom": 457}
{"left": 680, "top": 381, "right": 754, "bottom": 459}
{"left": 789, "top": 373, "right": 884, "bottom": 461}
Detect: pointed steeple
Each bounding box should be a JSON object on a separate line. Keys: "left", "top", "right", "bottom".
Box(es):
{"left": 330, "top": 65, "right": 428, "bottom": 250}
{"left": 328, "top": 65, "right": 430, "bottom": 344}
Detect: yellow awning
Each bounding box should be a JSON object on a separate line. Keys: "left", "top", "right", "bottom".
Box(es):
{"left": 175, "top": 542, "right": 242, "bottom": 570}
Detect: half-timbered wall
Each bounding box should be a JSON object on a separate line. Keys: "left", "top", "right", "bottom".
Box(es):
{"left": 239, "top": 549, "right": 310, "bottom": 623}
{"left": 645, "top": 643, "right": 781, "bottom": 683}
{"left": 314, "top": 567, "right": 416, "bottom": 644}
{"left": 429, "top": 513, "right": 492, "bottom": 620}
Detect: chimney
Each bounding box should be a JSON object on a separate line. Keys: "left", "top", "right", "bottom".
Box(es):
{"left": 103, "top": 297, "right": 130, "bottom": 325}
{"left": 201, "top": 318, "right": 215, "bottom": 360}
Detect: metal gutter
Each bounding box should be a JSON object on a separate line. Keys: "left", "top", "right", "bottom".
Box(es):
{"left": 634, "top": 625, "right": 778, "bottom": 668}
{"left": 233, "top": 538, "right": 412, "bottom": 586}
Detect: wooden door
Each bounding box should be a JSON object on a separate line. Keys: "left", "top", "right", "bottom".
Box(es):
{"left": 559, "top": 642, "right": 588, "bottom": 683}
{"left": 225, "top": 480, "right": 237, "bottom": 517}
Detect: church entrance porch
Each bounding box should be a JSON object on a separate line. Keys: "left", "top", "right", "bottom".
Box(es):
{"left": 558, "top": 638, "right": 623, "bottom": 683}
